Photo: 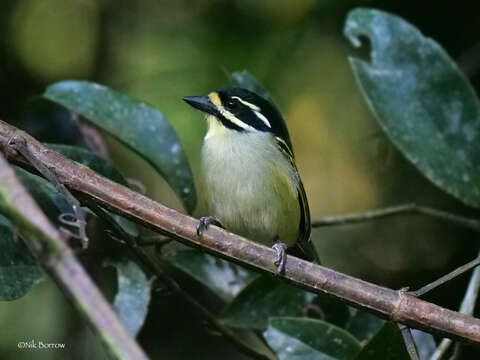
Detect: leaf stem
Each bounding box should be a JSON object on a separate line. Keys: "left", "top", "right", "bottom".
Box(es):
{"left": 412, "top": 256, "right": 480, "bottom": 297}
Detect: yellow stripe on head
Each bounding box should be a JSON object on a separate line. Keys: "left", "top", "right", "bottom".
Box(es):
{"left": 208, "top": 92, "right": 222, "bottom": 107}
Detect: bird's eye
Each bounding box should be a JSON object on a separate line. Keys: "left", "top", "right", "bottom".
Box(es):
{"left": 226, "top": 99, "right": 238, "bottom": 109}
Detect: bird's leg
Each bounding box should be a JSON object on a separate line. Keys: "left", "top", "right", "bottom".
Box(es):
{"left": 272, "top": 238, "right": 287, "bottom": 274}
{"left": 197, "top": 216, "right": 223, "bottom": 236}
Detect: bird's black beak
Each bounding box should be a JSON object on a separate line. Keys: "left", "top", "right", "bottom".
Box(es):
{"left": 183, "top": 96, "right": 217, "bottom": 116}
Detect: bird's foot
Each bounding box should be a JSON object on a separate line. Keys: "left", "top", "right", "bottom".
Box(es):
{"left": 272, "top": 240, "right": 287, "bottom": 274}
{"left": 197, "top": 216, "right": 223, "bottom": 236}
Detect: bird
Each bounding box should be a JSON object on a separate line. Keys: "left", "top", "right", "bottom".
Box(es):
{"left": 183, "top": 87, "right": 315, "bottom": 273}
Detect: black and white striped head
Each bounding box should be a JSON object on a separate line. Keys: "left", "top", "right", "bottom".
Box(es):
{"left": 183, "top": 87, "right": 292, "bottom": 149}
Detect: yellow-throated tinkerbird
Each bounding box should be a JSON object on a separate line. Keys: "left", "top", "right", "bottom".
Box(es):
{"left": 183, "top": 88, "right": 315, "bottom": 273}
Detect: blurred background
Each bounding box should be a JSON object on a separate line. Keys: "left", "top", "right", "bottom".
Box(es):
{"left": 1, "top": 0, "right": 480, "bottom": 359}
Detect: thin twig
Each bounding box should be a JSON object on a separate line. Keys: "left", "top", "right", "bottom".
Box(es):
{"left": 413, "top": 256, "right": 480, "bottom": 297}
{"left": 87, "top": 201, "right": 271, "bottom": 360}
{"left": 312, "top": 204, "right": 480, "bottom": 232}
{"left": 0, "top": 153, "right": 148, "bottom": 360}
{"left": 3, "top": 120, "right": 480, "bottom": 345}
{"left": 398, "top": 324, "right": 420, "bottom": 360}
{"left": 430, "top": 251, "right": 480, "bottom": 360}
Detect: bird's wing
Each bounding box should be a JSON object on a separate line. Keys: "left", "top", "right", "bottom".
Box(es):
{"left": 274, "top": 137, "right": 318, "bottom": 262}
{"left": 296, "top": 177, "right": 312, "bottom": 253}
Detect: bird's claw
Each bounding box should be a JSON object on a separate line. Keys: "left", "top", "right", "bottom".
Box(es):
{"left": 197, "top": 216, "right": 223, "bottom": 236}
{"left": 272, "top": 240, "right": 287, "bottom": 274}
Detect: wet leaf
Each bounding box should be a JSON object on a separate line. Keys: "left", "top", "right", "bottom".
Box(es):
{"left": 264, "top": 317, "right": 361, "bottom": 360}
{"left": 165, "top": 249, "right": 258, "bottom": 302}
{"left": 345, "top": 8, "right": 480, "bottom": 207}
{"left": 0, "top": 220, "right": 44, "bottom": 301}
{"left": 106, "top": 258, "right": 152, "bottom": 336}
{"left": 44, "top": 81, "right": 196, "bottom": 212}
{"left": 221, "top": 275, "right": 316, "bottom": 329}
{"left": 355, "top": 322, "right": 410, "bottom": 360}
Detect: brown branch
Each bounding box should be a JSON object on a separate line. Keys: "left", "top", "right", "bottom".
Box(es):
{"left": 1, "top": 119, "right": 480, "bottom": 345}
{"left": 0, "top": 152, "right": 148, "bottom": 359}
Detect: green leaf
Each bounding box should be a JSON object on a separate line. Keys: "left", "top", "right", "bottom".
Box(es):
{"left": 231, "top": 70, "right": 274, "bottom": 103}
{"left": 0, "top": 220, "right": 44, "bottom": 301}
{"left": 355, "top": 322, "right": 410, "bottom": 360}
{"left": 106, "top": 258, "right": 152, "bottom": 336}
{"left": 44, "top": 81, "right": 196, "bottom": 213}
{"left": 15, "top": 168, "right": 71, "bottom": 222}
{"left": 264, "top": 317, "right": 361, "bottom": 360}
{"left": 165, "top": 249, "right": 258, "bottom": 302}
{"left": 346, "top": 309, "right": 384, "bottom": 343}
{"left": 46, "top": 144, "right": 139, "bottom": 237}
{"left": 221, "top": 275, "right": 316, "bottom": 329}
{"left": 345, "top": 8, "right": 480, "bottom": 207}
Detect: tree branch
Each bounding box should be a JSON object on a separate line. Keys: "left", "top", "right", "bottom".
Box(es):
{"left": 1, "top": 119, "right": 480, "bottom": 345}
{"left": 0, "top": 152, "right": 148, "bottom": 360}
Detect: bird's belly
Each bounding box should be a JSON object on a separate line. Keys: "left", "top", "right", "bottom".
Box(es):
{"left": 201, "top": 134, "right": 300, "bottom": 246}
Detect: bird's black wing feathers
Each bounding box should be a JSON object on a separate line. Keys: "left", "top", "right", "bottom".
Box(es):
{"left": 274, "top": 137, "right": 317, "bottom": 262}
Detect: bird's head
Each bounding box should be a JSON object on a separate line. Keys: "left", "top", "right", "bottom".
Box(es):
{"left": 183, "top": 87, "right": 292, "bottom": 148}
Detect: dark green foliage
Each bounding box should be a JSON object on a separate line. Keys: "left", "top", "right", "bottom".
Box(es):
{"left": 354, "top": 322, "right": 410, "bottom": 360}
{"left": 165, "top": 249, "right": 258, "bottom": 302}
{"left": 15, "top": 168, "right": 71, "bottom": 222}
{"left": 346, "top": 309, "right": 384, "bottom": 343}
{"left": 0, "top": 220, "right": 44, "bottom": 301}
{"left": 221, "top": 276, "right": 316, "bottom": 330}
{"left": 264, "top": 317, "right": 361, "bottom": 360}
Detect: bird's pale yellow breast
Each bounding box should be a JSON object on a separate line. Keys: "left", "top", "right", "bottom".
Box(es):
{"left": 200, "top": 117, "right": 300, "bottom": 246}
